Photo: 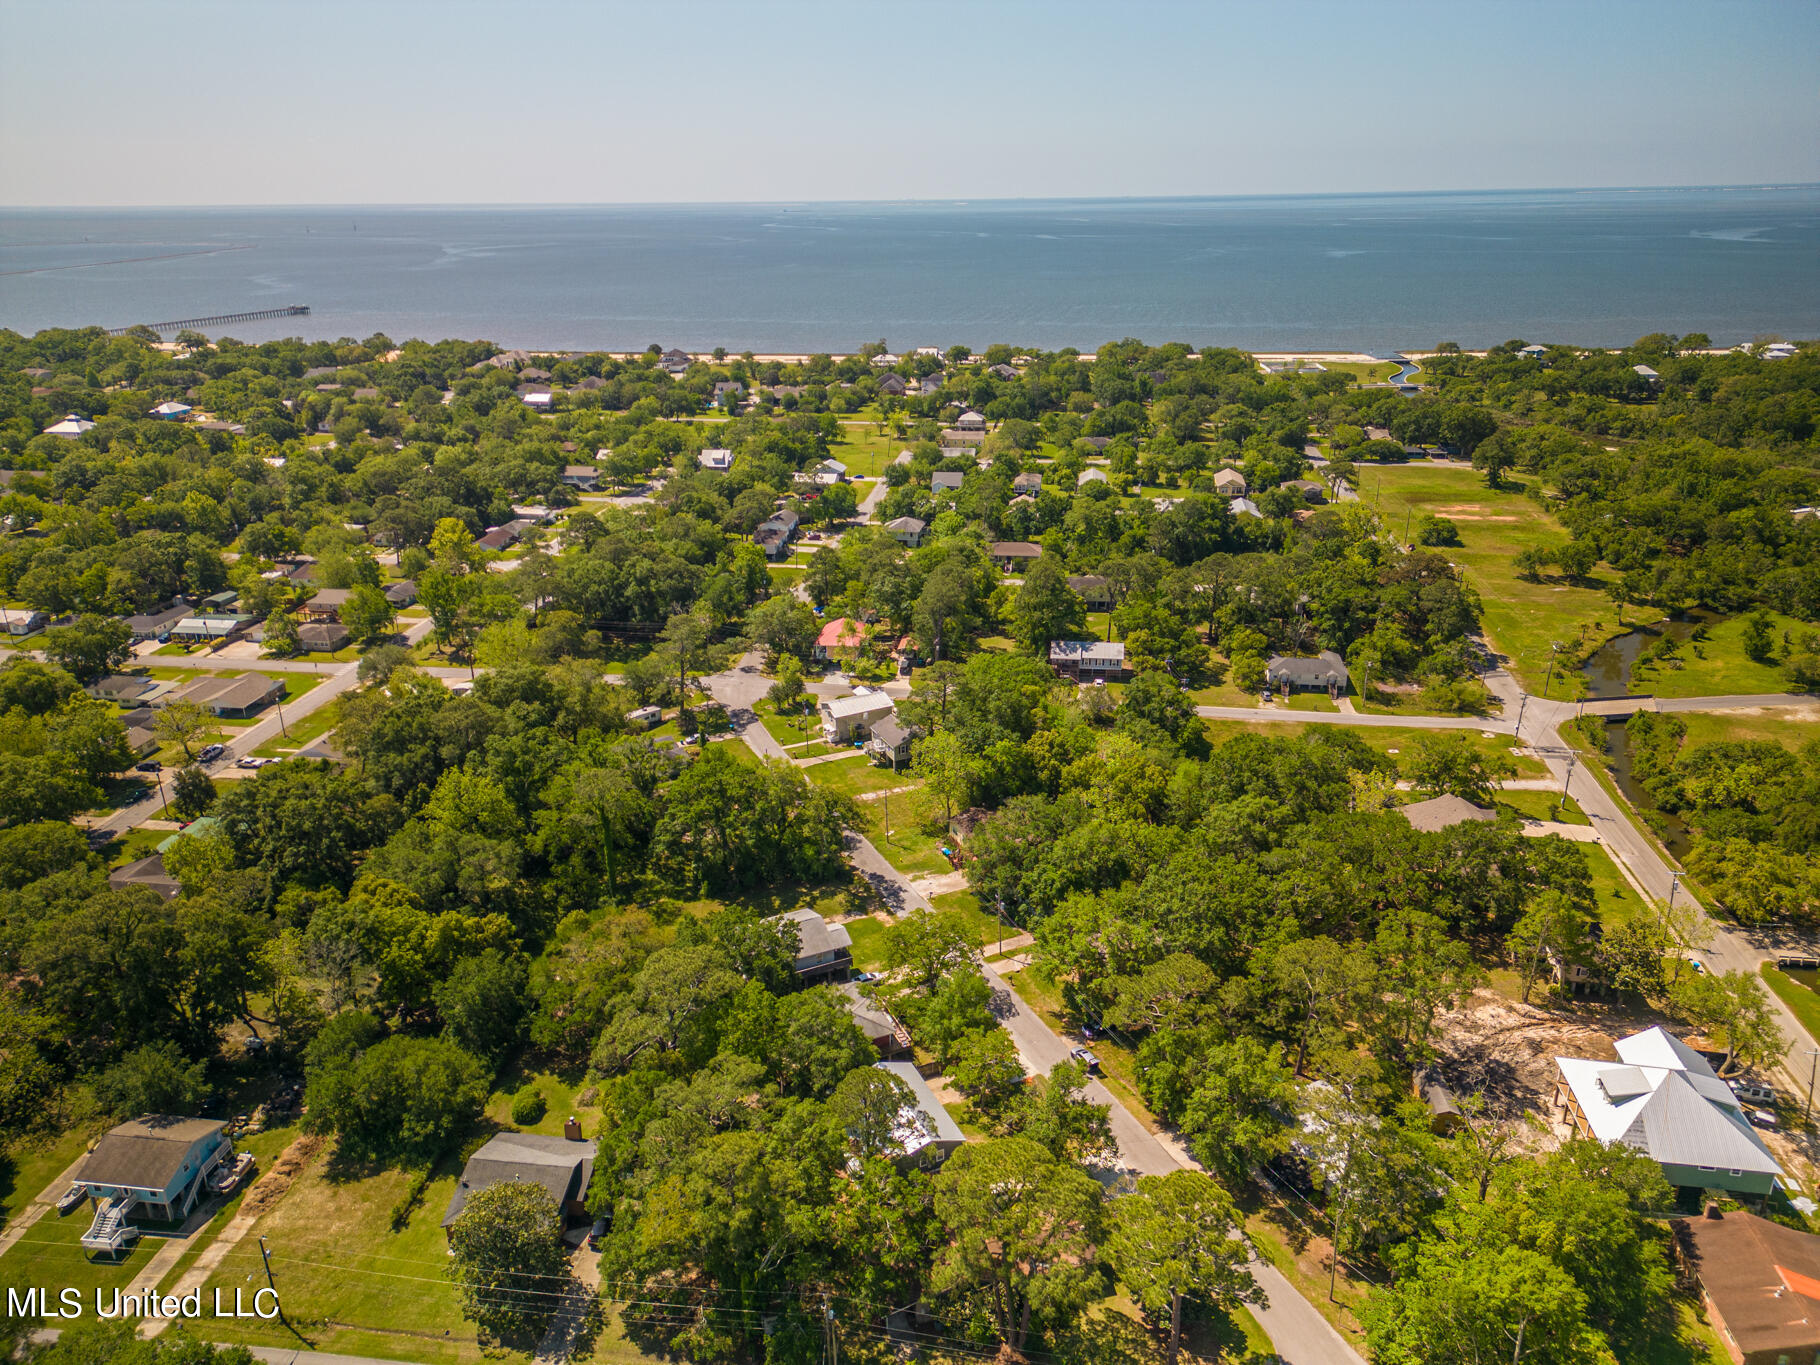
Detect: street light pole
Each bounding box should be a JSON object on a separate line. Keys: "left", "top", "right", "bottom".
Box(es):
{"left": 1667, "top": 871, "right": 1681, "bottom": 911}
{"left": 1556, "top": 753, "right": 1576, "bottom": 817}
{"left": 1514, "top": 693, "right": 1528, "bottom": 739}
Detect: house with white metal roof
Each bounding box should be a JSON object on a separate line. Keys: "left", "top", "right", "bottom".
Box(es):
{"left": 872, "top": 1061, "right": 966, "bottom": 1169}
{"left": 820, "top": 690, "right": 896, "bottom": 743}
{"left": 1553, "top": 1026, "right": 1782, "bottom": 1198}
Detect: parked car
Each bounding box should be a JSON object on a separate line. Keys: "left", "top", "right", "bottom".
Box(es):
{"left": 1751, "top": 1108, "right": 1778, "bottom": 1130}
{"left": 850, "top": 971, "right": 875, "bottom": 984}
{"left": 1732, "top": 1079, "right": 1777, "bottom": 1105}
{"left": 1069, "top": 1047, "right": 1101, "bottom": 1074}
{"left": 199, "top": 743, "right": 226, "bottom": 762}
{"left": 134, "top": 760, "right": 162, "bottom": 773}
{"left": 587, "top": 1217, "right": 611, "bottom": 1250}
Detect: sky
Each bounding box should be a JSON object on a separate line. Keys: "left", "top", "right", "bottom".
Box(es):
{"left": 3, "top": 0, "right": 1817, "bottom": 206}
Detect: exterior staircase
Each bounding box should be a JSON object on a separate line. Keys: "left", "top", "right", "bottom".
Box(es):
{"left": 80, "top": 1196, "right": 136, "bottom": 1254}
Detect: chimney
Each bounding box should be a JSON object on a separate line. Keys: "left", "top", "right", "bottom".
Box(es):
{"left": 1704, "top": 1203, "right": 1724, "bottom": 1220}
{"left": 564, "top": 1116, "right": 582, "bottom": 1141}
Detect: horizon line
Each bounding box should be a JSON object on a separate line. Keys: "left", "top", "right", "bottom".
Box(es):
{"left": 4, "top": 182, "right": 1819, "bottom": 212}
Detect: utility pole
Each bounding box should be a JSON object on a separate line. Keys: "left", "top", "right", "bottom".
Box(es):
{"left": 258, "top": 1235, "right": 277, "bottom": 1295}
{"left": 1556, "top": 752, "right": 1576, "bottom": 817}
{"left": 1513, "top": 692, "right": 1528, "bottom": 739}
{"left": 1806, "top": 1048, "right": 1820, "bottom": 1125}
{"left": 1667, "top": 871, "right": 1681, "bottom": 911}
{"left": 881, "top": 788, "right": 890, "bottom": 848}
{"left": 157, "top": 768, "right": 171, "bottom": 821}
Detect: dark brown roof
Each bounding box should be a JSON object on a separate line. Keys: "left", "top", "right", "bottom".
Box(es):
{"left": 77, "top": 1116, "right": 224, "bottom": 1190}
{"left": 1677, "top": 1210, "right": 1820, "bottom": 1357}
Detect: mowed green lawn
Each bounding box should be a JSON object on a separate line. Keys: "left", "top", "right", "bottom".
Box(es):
{"left": 804, "top": 761, "right": 952, "bottom": 877}
{"left": 195, "top": 1151, "right": 489, "bottom": 1363}
{"left": 1675, "top": 705, "right": 1820, "bottom": 751}
{"left": 1362, "top": 465, "right": 1662, "bottom": 693}
{"left": 1629, "top": 610, "right": 1815, "bottom": 699}
{"left": 825, "top": 426, "right": 910, "bottom": 479}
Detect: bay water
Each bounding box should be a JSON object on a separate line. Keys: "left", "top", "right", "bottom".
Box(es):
{"left": 2, "top": 187, "right": 1816, "bottom": 352}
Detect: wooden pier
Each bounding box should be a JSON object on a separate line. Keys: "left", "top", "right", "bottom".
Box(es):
{"left": 107, "top": 305, "right": 310, "bottom": 338}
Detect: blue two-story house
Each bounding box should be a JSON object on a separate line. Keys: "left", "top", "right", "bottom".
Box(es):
{"left": 74, "top": 1115, "right": 229, "bottom": 1251}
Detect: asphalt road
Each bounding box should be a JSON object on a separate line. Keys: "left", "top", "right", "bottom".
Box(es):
{"left": 1489, "top": 670, "right": 1820, "bottom": 1094}
{"left": 844, "top": 822, "right": 1366, "bottom": 1364}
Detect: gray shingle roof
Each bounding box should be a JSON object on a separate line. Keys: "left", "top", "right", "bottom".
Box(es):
{"left": 1399, "top": 794, "right": 1496, "bottom": 832}
{"left": 441, "top": 1132, "right": 596, "bottom": 1228}
{"left": 77, "top": 1117, "right": 224, "bottom": 1190}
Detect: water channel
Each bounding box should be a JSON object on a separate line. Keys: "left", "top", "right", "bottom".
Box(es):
{"left": 1577, "top": 613, "right": 1720, "bottom": 862}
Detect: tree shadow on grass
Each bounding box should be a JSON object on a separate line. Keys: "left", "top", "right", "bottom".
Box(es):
{"left": 317, "top": 1117, "right": 501, "bottom": 1191}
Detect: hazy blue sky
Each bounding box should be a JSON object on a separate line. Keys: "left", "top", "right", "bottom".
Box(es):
{"left": 4, "top": 0, "right": 1816, "bottom": 205}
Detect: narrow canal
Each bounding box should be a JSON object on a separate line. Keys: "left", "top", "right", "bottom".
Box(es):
{"left": 1577, "top": 615, "right": 1720, "bottom": 862}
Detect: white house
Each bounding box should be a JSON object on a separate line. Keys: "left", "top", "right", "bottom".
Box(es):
{"left": 698, "top": 448, "right": 733, "bottom": 471}
{"left": 820, "top": 690, "right": 896, "bottom": 743}
{"left": 43, "top": 413, "right": 95, "bottom": 438}
{"left": 521, "top": 391, "right": 553, "bottom": 410}
{"left": 148, "top": 401, "right": 192, "bottom": 420}
{"left": 1554, "top": 1026, "right": 1781, "bottom": 1199}
{"left": 954, "top": 410, "right": 986, "bottom": 432}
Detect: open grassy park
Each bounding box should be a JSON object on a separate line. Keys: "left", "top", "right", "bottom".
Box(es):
{"left": 1627, "top": 609, "right": 1816, "bottom": 699}
{"left": 1361, "top": 464, "right": 1661, "bottom": 694}
{"left": 1675, "top": 704, "right": 1820, "bottom": 751}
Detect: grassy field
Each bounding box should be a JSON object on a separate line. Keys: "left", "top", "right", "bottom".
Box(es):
{"left": 1283, "top": 692, "right": 1339, "bottom": 713}
{"left": 824, "top": 426, "right": 910, "bottom": 479}
{"left": 804, "top": 761, "right": 952, "bottom": 877}
{"left": 1196, "top": 718, "right": 1547, "bottom": 780}
{"left": 1675, "top": 704, "right": 1820, "bottom": 751}
{"left": 1763, "top": 966, "right": 1820, "bottom": 1045}
{"left": 0, "top": 1115, "right": 105, "bottom": 1225}
{"left": 928, "top": 890, "right": 1017, "bottom": 953}
{"left": 1630, "top": 610, "right": 1814, "bottom": 699}
{"left": 1584, "top": 841, "right": 1653, "bottom": 925}
{"left": 1317, "top": 359, "right": 1400, "bottom": 384}
{"left": 1363, "top": 464, "right": 1662, "bottom": 693}
{"left": 1492, "top": 789, "right": 1589, "bottom": 825}
{"left": 250, "top": 699, "right": 341, "bottom": 757}
{"left": 846, "top": 915, "right": 889, "bottom": 972}
{"left": 755, "top": 699, "right": 819, "bottom": 746}
{"left": 194, "top": 1146, "right": 505, "bottom": 1364}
